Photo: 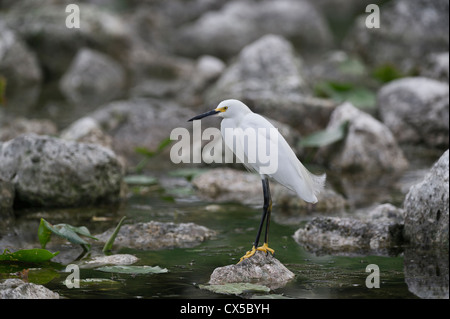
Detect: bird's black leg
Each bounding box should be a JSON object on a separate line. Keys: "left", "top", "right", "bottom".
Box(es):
{"left": 256, "top": 177, "right": 274, "bottom": 255}
{"left": 238, "top": 176, "right": 274, "bottom": 263}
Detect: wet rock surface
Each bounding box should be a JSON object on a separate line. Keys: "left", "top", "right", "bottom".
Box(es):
{"left": 96, "top": 221, "right": 216, "bottom": 250}
{"left": 293, "top": 203, "right": 405, "bottom": 256}
{"left": 0, "top": 134, "right": 123, "bottom": 207}
{"left": 209, "top": 251, "right": 294, "bottom": 289}
{"left": 403, "top": 150, "right": 449, "bottom": 249}
{"left": 0, "top": 279, "right": 59, "bottom": 299}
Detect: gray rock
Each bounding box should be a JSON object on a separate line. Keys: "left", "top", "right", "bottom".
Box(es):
{"left": 403, "top": 247, "right": 449, "bottom": 299}
{"left": 0, "top": 279, "right": 59, "bottom": 299}
{"left": 192, "top": 168, "right": 346, "bottom": 212}
{"left": 60, "top": 48, "right": 126, "bottom": 107}
{"left": 127, "top": 43, "right": 195, "bottom": 101}
{"left": 377, "top": 77, "right": 449, "bottom": 148}
{"left": 192, "top": 168, "right": 262, "bottom": 206}
{"left": 293, "top": 203, "right": 405, "bottom": 256}
{"left": 421, "top": 52, "right": 450, "bottom": 83}
{"left": 344, "top": 0, "right": 449, "bottom": 74}
{"left": 1, "top": 2, "right": 131, "bottom": 78}
{"left": 403, "top": 150, "right": 449, "bottom": 248}
{"left": 206, "top": 34, "right": 335, "bottom": 134}
{"left": 0, "top": 117, "right": 58, "bottom": 142}
{"left": 80, "top": 254, "right": 139, "bottom": 268}
{"left": 174, "top": 0, "right": 332, "bottom": 58}
{"left": 96, "top": 221, "right": 216, "bottom": 250}
{"left": 87, "top": 98, "right": 194, "bottom": 166}
{"left": 0, "top": 23, "right": 42, "bottom": 113}
{"left": 0, "top": 179, "right": 14, "bottom": 225}
{"left": 60, "top": 116, "right": 113, "bottom": 149}
{"left": 0, "top": 134, "right": 123, "bottom": 207}
{"left": 317, "top": 102, "right": 408, "bottom": 173}
{"left": 0, "top": 23, "right": 41, "bottom": 88}
{"left": 209, "top": 251, "right": 294, "bottom": 289}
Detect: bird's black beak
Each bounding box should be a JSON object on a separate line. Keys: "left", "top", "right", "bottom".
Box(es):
{"left": 188, "top": 109, "right": 220, "bottom": 122}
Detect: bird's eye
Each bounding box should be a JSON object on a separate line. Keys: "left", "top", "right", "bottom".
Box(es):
{"left": 224, "top": 106, "right": 228, "bottom": 110}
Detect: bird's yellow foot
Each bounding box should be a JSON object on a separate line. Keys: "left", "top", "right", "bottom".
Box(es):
{"left": 238, "top": 246, "right": 257, "bottom": 263}
{"left": 256, "top": 243, "right": 275, "bottom": 255}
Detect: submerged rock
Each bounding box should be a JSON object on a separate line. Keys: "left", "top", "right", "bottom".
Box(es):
{"left": 403, "top": 150, "right": 449, "bottom": 249}
{"left": 403, "top": 247, "right": 449, "bottom": 299}
{"left": 0, "top": 134, "right": 123, "bottom": 207}
{"left": 208, "top": 251, "right": 294, "bottom": 289}
{"left": 0, "top": 279, "right": 59, "bottom": 299}
{"left": 96, "top": 221, "right": 215, "bottom": 250}
{"left": 80, "top": 254, "right": 139, "bottom": 268}
{"left": 293, "top": 204, "right": 405, "bottom": 256}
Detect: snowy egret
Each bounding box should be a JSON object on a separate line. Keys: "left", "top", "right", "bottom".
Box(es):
{"left": 189, "top": 99, "right": 325, "bottom": 263}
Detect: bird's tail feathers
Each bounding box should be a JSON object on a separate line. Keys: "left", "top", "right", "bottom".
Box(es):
{"left": 309, "top": 172, "right": 326, "bottom": 196}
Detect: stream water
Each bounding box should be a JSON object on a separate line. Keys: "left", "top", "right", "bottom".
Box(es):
{"left": 3, "top": 179, "right": 440, "bottom": 299}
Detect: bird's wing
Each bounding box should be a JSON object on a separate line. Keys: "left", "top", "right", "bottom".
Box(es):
{"left": 239, "top": 113, "right": 326, "bottom": 203}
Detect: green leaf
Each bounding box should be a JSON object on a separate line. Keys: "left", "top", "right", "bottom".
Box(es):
{"left": 372, "top": 64, "right": 403, "bottom": 83}
{"left": 0, "top": 249, "right": 59, "bottom": 263}
{"left": 123, "top": 175, "right": 158, "bottom": 185}
{"left": 135, "top": 146, "right": 155, "bottom": 157}
{"left": 38, "top": 218, "right": 53, "bottom": 249}
{"left": 38, "top": 218, "right": 98, "bottom": 251}
{"left": 102, "top": 216, "right": 126, "bottom": 253}
{"left": 314, "top": 81, "right": 376, "bottom": 109}
{"left": 95, "top": 265, "right": 168, "bottom": 274}
{"left": 299, "top": 121, "right": 349, "bottom": 148}
{"left": 199, "top": 283, "right": 270, "bottom": 295}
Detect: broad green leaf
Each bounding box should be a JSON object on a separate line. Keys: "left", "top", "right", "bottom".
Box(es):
{"left": 38, "top": 219, "right": 98, "bottom": 251}
{"left": 314, "top": 81, "right": 376, "bottom": 109}
{"left": 199, "top": 283, "right": 270, "bottom": 295}
{"left": 299, "top": 121, "right": 348, "bottom": 148}
{"left": 102, "top": 216, "right": 127, "bottom": 253}
{"left": 95, "top": 265, "right": 168, "bottom": 274}
{"left": 0, "top": 249, "right": 59, "bottom": 263}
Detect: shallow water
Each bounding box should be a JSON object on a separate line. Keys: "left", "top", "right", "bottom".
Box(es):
{"left": 4, "top": 184, "right": 445, "bottom": 299}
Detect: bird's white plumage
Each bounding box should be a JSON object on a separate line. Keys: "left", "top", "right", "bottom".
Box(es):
{"left": 217, "top": 99, "right": 325, "bottom": 203}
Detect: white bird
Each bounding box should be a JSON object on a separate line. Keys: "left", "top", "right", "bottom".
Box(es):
{"left": 189, "top": 99, "right": 325, "bottom": 263}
